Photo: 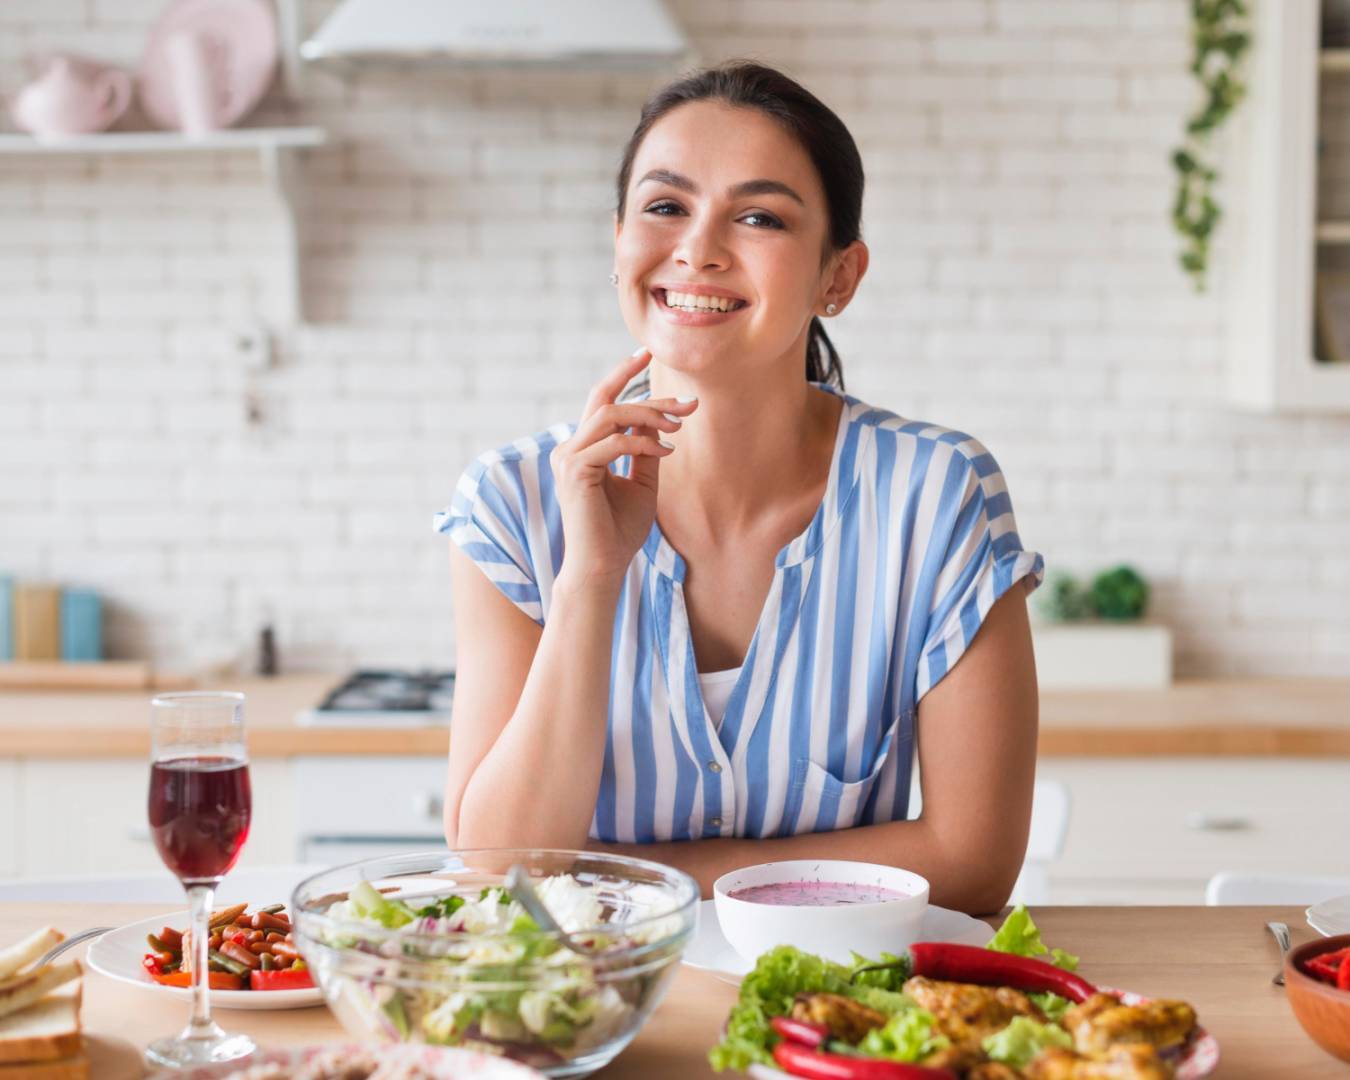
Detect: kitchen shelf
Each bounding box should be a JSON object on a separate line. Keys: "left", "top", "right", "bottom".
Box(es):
{"left": 0, "top": 126, "right": 327, "bottom": 324}
{"left": 1316, "top": 220, "right": 1350, "bottom": 243}
{"left": 1320, "top": 47, "right": 1350, "bottom": 71}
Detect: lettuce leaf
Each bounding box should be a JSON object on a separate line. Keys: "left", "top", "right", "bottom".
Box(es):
{"left": 857, "top": 1008, "right": 948, "bottom": 1063}
{"left": 981, "top": 1016, "right": 1073, "bottom": 1067}
{"left": 706, "top": 947, "right": 915, "bottom": 1072}
{"left": 987, "top": 905, "right": 1079, "bottom": 971}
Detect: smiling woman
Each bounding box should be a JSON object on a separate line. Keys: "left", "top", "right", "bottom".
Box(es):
{"left": 434, "top": 62, "right": 1044, "bottom": 916}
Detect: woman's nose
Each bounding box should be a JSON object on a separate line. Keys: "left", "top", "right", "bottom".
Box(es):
{"left": 674, "top": 218, "right": 730, "bottom": 271}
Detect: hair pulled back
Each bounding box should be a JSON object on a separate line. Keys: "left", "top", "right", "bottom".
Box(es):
{"left": 615, "top": 61, "right": 864, "bottom": 389}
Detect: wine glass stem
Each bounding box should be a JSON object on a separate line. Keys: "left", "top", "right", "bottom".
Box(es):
{"left": 186, "top": 883, "right": 221, "bottom": 1039}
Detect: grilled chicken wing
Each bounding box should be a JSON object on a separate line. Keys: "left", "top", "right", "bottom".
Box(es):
{"left": 903, "top": 976, "right": 1046, "bottom": 1044}
{"left": 1025, "top": 1043, "right": 1173, "bottom": 1080}
{"left": 1062, "top": 993, "right": 1196, "bottom": 1055}
{"left": 790, "top": 992, "right": 887, "bottom": 1044}
{"left": 966, "top": 1064, "right": 1026, "bottom": 1080}
{"left": 921, "top": 1041, "right": 991, "bottom": 1075}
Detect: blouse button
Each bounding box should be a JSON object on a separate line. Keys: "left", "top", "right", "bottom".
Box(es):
{"left": 709, "top": 816, "right": 723, "bottom": 829}
{"left": 707, "top": 761, "right": 722, "bottom": 773}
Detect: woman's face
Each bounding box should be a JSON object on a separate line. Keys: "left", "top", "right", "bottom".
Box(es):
{"left": 614, "top": 100, "right": 846, "bottom": 381}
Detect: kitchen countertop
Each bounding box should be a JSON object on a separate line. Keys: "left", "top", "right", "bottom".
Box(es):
{"left": 0, "top": 903, "right": 1341, "bottom": 1079}
{"left": 1, "top": 675, "right": 1348, "bottom": 758}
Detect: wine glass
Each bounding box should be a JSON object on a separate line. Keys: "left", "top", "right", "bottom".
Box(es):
{"left": 144, "top": 692, "right": 256, "bottom": 1069}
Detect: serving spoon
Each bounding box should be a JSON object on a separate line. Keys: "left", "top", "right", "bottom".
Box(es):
{"left": 504, "top": 864, "right": 594, "bottom": 956}
{"left": 1267, "top": 920, "right": 1291, "bottom": 987}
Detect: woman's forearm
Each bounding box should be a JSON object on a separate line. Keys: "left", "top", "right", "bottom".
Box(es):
{"left": 589, "top": 817, "right": 1018, "bottom": 916}
{"left": 457, "top": 573, "right": 621, "bottom": 849}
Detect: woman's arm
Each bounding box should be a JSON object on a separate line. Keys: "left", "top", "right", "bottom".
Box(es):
{"left": 589, "top": 584, "right": 1038, "bottom": 915}
{"left": 445, "top": 545, "right": 621, "bottom": 849}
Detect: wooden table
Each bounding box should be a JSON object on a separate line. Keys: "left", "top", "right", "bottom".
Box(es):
{"left": 0, "top": 904, "right": 1342, "bottom": 1078}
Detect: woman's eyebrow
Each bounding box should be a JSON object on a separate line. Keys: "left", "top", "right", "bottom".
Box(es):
{"left": 638, "top": 168, "right": 805, "bottom": 206}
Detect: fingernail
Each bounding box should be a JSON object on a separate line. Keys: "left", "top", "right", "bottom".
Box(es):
{"left": 659, "top": 439, "right": 675, "bottom": 450}
{"left": 662, "top": 412, "right": 682, "bottom": 424}
{"left": 677, "top": 395, "right": 698, "bottom": 404}
{"left": 632, "top": 345, "right": 650, "bottom": 357}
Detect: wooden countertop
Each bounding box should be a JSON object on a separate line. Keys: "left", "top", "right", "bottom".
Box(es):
{"left": 0, "top": 903, "right": 1343, "bottom": 1079}
{"left": 1, "top": 675, "right": 1347, "bottom": 759}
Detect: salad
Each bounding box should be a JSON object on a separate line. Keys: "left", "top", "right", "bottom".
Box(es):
{"left": 709, "top": 906, "right": 1204, "bottom": 1080}
{"left": 308, "top": 874, "right": 687, "bottom": 1069}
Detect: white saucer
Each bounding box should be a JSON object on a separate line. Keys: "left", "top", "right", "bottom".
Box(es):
{"left": 682, "top": 899, "right": 993, "bottom": 984}
{"left": 1307, "top": 893, "right": 1350, "bottom": 937}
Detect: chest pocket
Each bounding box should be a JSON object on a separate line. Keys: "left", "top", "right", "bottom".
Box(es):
{"left": 782, "top": 724, "right": 912, "bottom": 835}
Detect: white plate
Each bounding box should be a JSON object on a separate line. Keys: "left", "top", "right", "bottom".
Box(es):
{"left": 682, "top": 899, "right": 993, "bottom": 983}
{"left": 147, "top": 1042, "right": 545, "bottom": 1079}
{"left": 87, "top": 912, "right": 324, "bottom": 1010}
{"left": 1308, "top": 893, "right": 1350, "bottom": 937}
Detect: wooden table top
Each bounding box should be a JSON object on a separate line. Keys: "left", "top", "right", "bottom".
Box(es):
{"left": 0, "top": 902, "right": 1343, "bottom": 1078}
{"left": 3, "top": 675, "right": 1349, "bottom": 758}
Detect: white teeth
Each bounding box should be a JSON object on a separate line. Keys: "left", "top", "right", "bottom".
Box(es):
{"left": 663, "top": 290, "right": 742, "bottom": 313}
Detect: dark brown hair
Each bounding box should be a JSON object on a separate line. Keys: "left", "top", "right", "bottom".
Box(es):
{"left": 615, "top": 61, "right": 864, "bottom": 389}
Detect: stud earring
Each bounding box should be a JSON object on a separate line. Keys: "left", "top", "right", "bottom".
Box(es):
{"left": 825, "top": 302, "right": 838, "bottom": 315}
{"left": 608, "top": 272, "right": 619, "bottom": 286}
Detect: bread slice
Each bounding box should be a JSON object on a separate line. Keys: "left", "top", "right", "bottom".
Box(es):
{"left": 0, "top": 1050, "right": 88, "bottom": 1080}
{"left": 0, "top": 964, "right": 79, "bottom": 1024}
{"left": 0, "top": 984, "right": 81, "bottom": 1064}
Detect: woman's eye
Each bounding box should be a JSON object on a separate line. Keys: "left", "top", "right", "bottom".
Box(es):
{"left": 644, "top": 201, "right": 684, "bottom": 216}
{"left": 741, "top": 212, "right": 784, "bottom": 230}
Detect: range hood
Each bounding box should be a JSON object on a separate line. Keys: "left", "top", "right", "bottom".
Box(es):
{"left": 300, "top": 0, "right": 692, "bottom": 69}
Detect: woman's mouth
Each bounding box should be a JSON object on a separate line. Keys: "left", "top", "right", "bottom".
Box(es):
{"left": 652, "top": 288, "right": 750, "bottom": 324}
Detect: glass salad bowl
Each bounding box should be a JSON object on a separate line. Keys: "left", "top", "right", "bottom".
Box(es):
{"left": 290, "top": 850, "right": 700, "bottom": 1078}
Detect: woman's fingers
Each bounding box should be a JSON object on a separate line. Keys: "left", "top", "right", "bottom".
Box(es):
{"left": 573, "top": 431, "right": 674, "bottom": 471}
{"left": 570, "top": 400, "right": 696, "bottom": 449}
{"left": 581, "top": 347, "right": 652, "bottom": 420}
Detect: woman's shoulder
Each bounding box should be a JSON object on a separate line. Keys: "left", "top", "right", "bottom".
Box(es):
{"left": 838, "top": 391, "right": 1001, "bottom": 477}
{"left": 458, "top": 421, "right": 578, "bottom": 493}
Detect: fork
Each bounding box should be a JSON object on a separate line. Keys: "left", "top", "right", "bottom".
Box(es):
{"left": 1267, "top": 920, "right": 1291, "bottom": 986}
{"left": 34, "top": 926, "right": 113, "bottom": 967}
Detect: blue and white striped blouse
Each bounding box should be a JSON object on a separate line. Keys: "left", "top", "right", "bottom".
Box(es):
{"left": 435, "top": 384, "right": 1043, "bottom": 844}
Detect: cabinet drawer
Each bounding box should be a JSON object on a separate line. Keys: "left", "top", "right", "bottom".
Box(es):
{"left": 18, "top": 759, "right": 295, "bottom": 878}
{"left": 1040, "top": 758, "right": 1350, "bottom": 882}
{"left": 293, "top": 756, "right": 448, "bottom": 838}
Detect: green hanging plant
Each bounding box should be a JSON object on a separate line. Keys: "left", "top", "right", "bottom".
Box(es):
{"left": 1172, "top": 0, "right": 1252, "bottom": 291}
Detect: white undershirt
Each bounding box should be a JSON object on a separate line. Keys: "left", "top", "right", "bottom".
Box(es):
{"left": 698, "top": 667, "right": 743, "bottom": 729}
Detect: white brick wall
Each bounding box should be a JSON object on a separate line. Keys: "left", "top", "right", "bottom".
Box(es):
{"left": 1, "top": 0, "right": 1346, "bottom": 677}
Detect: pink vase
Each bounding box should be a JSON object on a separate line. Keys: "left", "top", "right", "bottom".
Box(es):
{"left": 10, "top": 54, "right": 132, "bottom": 139}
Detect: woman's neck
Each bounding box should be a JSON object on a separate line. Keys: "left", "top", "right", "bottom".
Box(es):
{"left": 648, "top": 362, "right": 840, "bottom": 539}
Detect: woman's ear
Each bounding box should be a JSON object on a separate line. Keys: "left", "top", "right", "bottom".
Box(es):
{"left": 819, "top": 239, "right": 870, "bottom": 316}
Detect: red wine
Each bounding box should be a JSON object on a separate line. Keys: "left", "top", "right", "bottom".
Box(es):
{"left": 148, "top": 756, "right": 252, "bottom": 884}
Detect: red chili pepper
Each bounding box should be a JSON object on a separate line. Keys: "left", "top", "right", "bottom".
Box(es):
{"left": 772, "top": 1043, "right": 954, "bottom": 1080}
{"left": 771, "top": 1015, "right": 829, "bottom": 1048}
{"left": 1307, "top": 955, "right": 1341, "bottom": 982}
{"left": 909, "top": 942, "right": 1097, "bottom": 1004}
{"left": 248, "top": 967, "right": 315, "bottom": 992}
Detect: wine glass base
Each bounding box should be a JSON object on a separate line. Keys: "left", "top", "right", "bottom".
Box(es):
{"left": 144, "top": 1030, "right": 256, "bottom": 1070}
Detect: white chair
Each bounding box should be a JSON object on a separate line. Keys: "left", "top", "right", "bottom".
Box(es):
{"left": 1009, "top": 780, "right": 1071, "bottom": 905}
{"left": 1204, "top": 872, "right": 1350, "bottom": 906}
{"left": 0, "top": 864, "right": 327, "bottom": 904}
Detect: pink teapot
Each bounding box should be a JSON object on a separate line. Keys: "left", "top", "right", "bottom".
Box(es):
{"left": 10, "top": 54, "right": 132, "bottom": 139}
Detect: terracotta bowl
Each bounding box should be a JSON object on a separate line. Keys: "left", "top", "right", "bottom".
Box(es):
{"left": 1285, "top": 932, "right": 1350, "bottom": 1063}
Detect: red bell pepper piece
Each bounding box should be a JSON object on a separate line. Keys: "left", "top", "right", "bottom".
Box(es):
{"left": 150, "top": 970, "right": 243, "bottom": 991}
{"left": 909, "top": 942, "right": 1098, "bottom": 1004}
{"left": 249, "top": 967, "right": 314, "bottom": 992}
{"left": 159, "top": 926, "right": 183, "bottom": 951}
{"left": 1338, "top": 958, "right": 1350, "bottom": 992}
{"left": 771, "top": 1015, "right": 829, "bottom": 1048}
{"left": 142, "top": 954, "right": 162, "bottom": 975}
{"left": 771, "top": 1042, "right": 954, "bottom": 1079}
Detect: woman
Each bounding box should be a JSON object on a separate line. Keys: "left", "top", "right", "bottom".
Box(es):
{"left": 436, "top": 62, "right": 1042, "bottom": 914}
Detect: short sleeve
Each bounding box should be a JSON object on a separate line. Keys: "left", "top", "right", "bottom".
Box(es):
{"left": 434, "top": 452, "right": 544, "bottom": 625}
{"left": 915, "top": 447, "right": 1043, "bottom": 701}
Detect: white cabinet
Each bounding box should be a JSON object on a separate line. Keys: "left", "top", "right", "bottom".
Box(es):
{"left": 1038, "top": 758, "right": 1350, "bottom": 904}
{"left": 14, "top": 759, "right": 297, "bottom": 878}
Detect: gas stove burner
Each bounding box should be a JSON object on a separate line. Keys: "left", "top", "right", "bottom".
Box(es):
{"left": 298, "top": 669, "right": 455, "bottom": 727}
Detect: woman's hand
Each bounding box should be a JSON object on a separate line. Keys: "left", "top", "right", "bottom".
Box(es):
{"left": 553, "top": 348, "right": 698, "bottom": 590}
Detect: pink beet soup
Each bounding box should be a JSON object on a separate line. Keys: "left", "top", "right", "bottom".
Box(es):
{"left": 727, "top": 880, "right": 910, "bottom": 906}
